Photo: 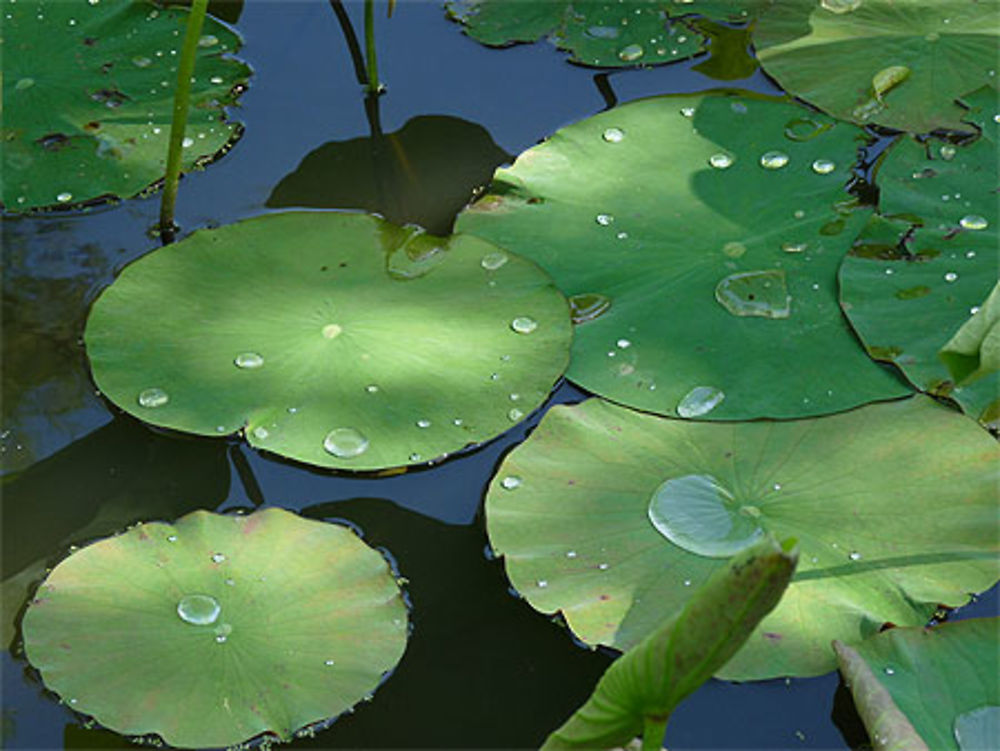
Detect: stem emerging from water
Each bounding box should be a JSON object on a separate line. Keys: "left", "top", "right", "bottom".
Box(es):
{"left": 364, "top": 0, "right": 380, "bottom": 95}
{"left": 159, "top": 0, "right": 209, "bottom": 243}
{"left": 642, "top": 716, "right": 668, "bottom": 751}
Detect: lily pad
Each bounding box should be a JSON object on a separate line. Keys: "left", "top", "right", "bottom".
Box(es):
{"left": 752, "top": 0, "right": 1000, "bottom": 133}
{"left": 456, "top": 92, "right": 909, "bottom": 420}
{"left": 940, "top": 282, "right": 1000, "bottom": 386}
{"left": 840, "top": 86, "right": 999, "bottom": 426}
{"left": 2, "top": 0, "right": 249, "bottom": 212}
{"left": 84, "top": 212, "right": 571, "bottom": 471}
{"left": 444, "top": 0, "right": 706, "bottom": 67}
{"left": 835, "top": 618, "right": 1000, "bottom": 751}
{"left": 21, "top": 508, "right": 409, "bottom": 748}
{"left": 485, "top": 396, "right": 999, "bottom": 679}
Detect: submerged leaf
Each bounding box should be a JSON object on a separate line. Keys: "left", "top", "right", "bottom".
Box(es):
{"left": 543, "top": 537, "right": 796, "bottom": 750}
{"left": 21, "top": 508, "right": 409, "bottom": 748}
{"left": 485, "top": 396, "right": 999, "bottom": 679}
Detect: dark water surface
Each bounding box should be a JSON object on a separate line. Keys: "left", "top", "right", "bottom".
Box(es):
{"left": 2, "top": 2, "right": 996, "bottom": 749}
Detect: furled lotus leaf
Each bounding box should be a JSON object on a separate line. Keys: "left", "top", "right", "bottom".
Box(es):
{"left": 940, "top": 283, "right": 1000, "bottom": 386}
{"left": 840, "top": 86, "right": 999, "bottom": 427}
{"left": 21, "top": 508, "right": 409, "bottom": 748}
{"left": 2, "top": 0, "right": 248, "bottom": 212}
{"left": 444, "top": 0, "right": 705, "bottom": 67}
{"left": 84, "top": 212, "right": 571, "bottom": 471}
{"left": 835, "top": 618, "right": 999, "bottom": 751}
{"left": 752, "top": 0, "right": 999, "bottom": 133}
{"left": 456, "top": 92, "right": 909, "bottom": 420}
{"left": 485, "top": 396, "right": 999, "bottom": 680}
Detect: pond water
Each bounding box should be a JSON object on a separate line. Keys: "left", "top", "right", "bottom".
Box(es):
{"left": 2, "top": 2, "right": 997, "bottom": 749}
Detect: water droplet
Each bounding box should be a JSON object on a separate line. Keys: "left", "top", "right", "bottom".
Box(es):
{"left": 166, "top": 535, "right": 178, "bottom": 542}
{"left": 177, "top": 594, "right": 220, "bottom": 625}
{"left": 481, "top": 251, "right": 508, "bottom": 270}
{"left": 511, "top": 316, "right": 538, "bottom": 334}
{"left": 602, "top": 127, "right": 625, "bottom": 143}
{"left": 811, "top": 159, "right": 836, "bottom": 175}
{"left": 225, "top": 578, "right": 235, "bottom": 586}
{"left": 595, "top": 213, "right": 614, "bottom": 226}
{"left": 585, "top": 25, "right": 619, "bottom": 40}
{"left": 598, "top": 563, "right": 610, "bottom": 571}
{"left": 676, "top": 386, "right": 725, "bottom": 418}
{"left": 618, "top": 43, "right": 644, "bottom": 62}
{"left": 209, "top": 75, "right": 224, "bottom": 84}
{"left": 820, "top": 0, "right": 861, "bottom": 13}
{"left": 536, "top": 580, "right": 548, "bottom": 588}
{"left": 848, "top": 551, "right": 861, "bottom": 561}
{"left": 722, "top": 241, "right": 747, "bottom": 258}
{"left": 215, "top": 425, "right": 227, "bottom": 432}
{"left": 252, "top": 426, "right": 269, "bottom": 440}
{"left": 944, "top": 272, "right": 958, "bottom": 282}
{"left": 715, "top": 270, "right": 791, "bottom": 319}
{"left": 198, "top": 34, "right": 219, "bottom": 47}
{"left": 138, "top": 387, "right": 169, "bottom": 408}
{"left": 211, "top": 553, "right": 226, "bottom": 563}
{"left": 709, "top": 153, "right": 734, "bottom": 169}
{"left": 15, "top": 77, "right": 36, "bottom": 90}
{"left": 566, "top": 550, "right": 578, "bottom": 558}
{"left": 323, "top": 428, "right": 369, "bottom": 458}
{"left": 569, "top": 293, "right": 611, "bottom": 323}
{"left": 783, "top": 117, "right": 832, "bottom": 142}
{"left": 616, "top": 231, "right": 629, "bottom": 240}
{"left": 508, "top": 408, "right": 524, "bottom": 422}
{"left": 234, "top": 352, "right": 264, "bottom": 369}
{"left": 509, "top": 393, "right": 520, "bottom": 401}
{"left": 365, "top": 384, "right": 379, "bottom": 394}
{"left": 939, "top": 144, "right": 957, "bottom": 161}
{"left": 884, "top": 667, "right": 895, "bottom": 675}
{"left": 760, "top": 151, "right": 789, "bottom": 169}
{"left": 500, "top": 475, "right": 522, "bottom": 490}
{"left": 324, "top": 659, "right": 335, "bottom": 666}
{"left": 416, "top": 419, "right": 431, "bottom": 428}
{"left": 782, "top": 242, "right": 808, "bottom": 253}
{"left": 731, "top": 101, "right": 748, "bottom": 114}
{"left": 970, "top": 306, "right": 981, "bottom": 315}
{"left": 648, "top": 474, "right": 764, "bottom": 558}
{"left": 322, "top": 323, "right": 342, "bottom": 339}
{"left": 683, "top": 579, "right": 692, "bottom": 587}
{"left": 680, "top": 107, "right": 696, "bottom": 118}
{"left": 616, "top": 338, "right": 631, "bottom": 349}
{"left": 959, "top": 215, "right": 988, "bottom": 231}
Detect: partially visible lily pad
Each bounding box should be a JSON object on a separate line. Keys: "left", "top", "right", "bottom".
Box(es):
{"left": 456, "top": 92, "right": 909, "bottom": 420}
{"left": 21, "top": 508, "right": 409, "bottom": 748}
{"left": 2, "top": 0, "right": 249, "bottom": 212}
{"left": 753, "top": 0, "right": 1000, "bottom": 133}
{"left": 940, "top": 283, "right": 1000, "bottom": 386}
{"left": 840, "top": 86, "right": 999, "bottom": 426}
{"left": 835, "top": 618, "right": 1000, "bottom": 751}
{"left": 485, "top": 396, "right": 999, "bottom": 679}
{"left": 84, "top": 212, "right": 571, "bottom": 471}
{"left": 444, "top": 0, "right": 706, "bottom": 67}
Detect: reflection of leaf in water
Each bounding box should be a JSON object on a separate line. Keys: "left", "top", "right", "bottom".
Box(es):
{"left": 267, "top": 116, "right": 510, "bottom": 235}
{"left": 2, "top": 418, "right": 229, "bottom": 647}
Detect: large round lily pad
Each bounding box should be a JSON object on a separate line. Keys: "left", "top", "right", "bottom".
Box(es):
{"left": 444, "top": 0, "right": 706, "bottom": 67}
{"left": 836, "top": 618, "right": 1000, "bottom": 751}
{"left": 485, "top": 396, "right": 999, "bottom": 679}
{"left": 84, "top": 212, "right": 571, "bottom": 471}
{"left": 21, "top": 508, "right": 409, "bottom": 748}
{"left": 2, "top": 0, "right": 249, "bottom": 212}
{"left": 456, "top": 92, "right": 909, "bottom": 420}
{"left": 752, "top": 0, "right": 999, "bottom": 133}
{"left": 840, "top": 85, "right": 999, "bottom": 427}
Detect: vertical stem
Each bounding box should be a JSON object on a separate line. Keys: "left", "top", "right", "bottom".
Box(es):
{"left": 328, "top": 0, "right": 369, "bottom": 87}
{"left": 364, "top": 0, "right": 380, "bottom": 94}
{"left": 642, "top": 716, "right": 669, "bottom": 751}
{"left": 158, "top": 0, "right": 210, "bottom": 243}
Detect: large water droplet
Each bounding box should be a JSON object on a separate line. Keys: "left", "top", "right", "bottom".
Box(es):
{"left": 648, "top": 475, "right": 765, "bottom": 558}
{"left": 715, "top": 270, "right": 791, "bottom": 319}
{"left": 198, "top": 34, "right": 219, "bottom": 47}
{"left": 676, "top": 386, "right": 725, "bottom": 418}
{"left": 618, "top": 43, "right": 644, "bottom": 62}
{"left": 811, "top": 159, "right": 836, "bottom": 175}
{"left": 821, "top": 0, "right": 861, "bottom": 13}
{"left": 138, "top": 387, "right": 169, "bottom": 408}
{"left": 511, "top": 316, "right": 538, "bottom": 334}
{"left": 595, "top": 213, "right": 614, "bottom": 226}
{"left": 760, "top": 151, "right": 790, "bottom": 170}
{"left": 569, "top": 293, "right": 611, "bottom": 323}
{"left": 500, "top": 475, "right": 522, "bottom": 490}
{"left": 177, "top": 594, "right": 220, "bottom": 625}
{"left": 507, "top": 408, "right": 524, "bottom": 422}
{"left": 959, "top": 215, "right": 988, "bottom": 231}
{"left": 234, "top": 352, "right": 264, "bottom": 369}
{"left": 944, "top": 272, "right": 958, "bottom": 283}
{"left": 709, "top": 153, "right": 734, "bottom": 169}
{"left": 782, "top": 242, "right": 808, "bottom": 254}
{"left": 481, "top": 251, "right": 508, "bottom": 270}
{"left": 323, "top": 428, "right": 369, "bottom": 458}
{"left": 322, "top": 323, "right": 343, "bottom": 339}
{"left": 416, "top": 419, "right": 431, "bottom": 429}
{"left": 585, "top": 25, "right": 620, "bottom": 39}
{"left": 953, "top": 706, "right": 1000, "bottom": 751}
{"left": 602, "top": 127, "right": 625, "bottom": 143}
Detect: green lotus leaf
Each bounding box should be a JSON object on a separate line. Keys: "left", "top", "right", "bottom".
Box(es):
{"left": 2, "top": 0, "right": 249, "bottom": 213}
{"left": 456, "top": 92, "right": 909, "bottom": 420}
{"left": 84, "top": 212, "right": 571, "bottom": 471}
{"left": 752, "top": 0, "right": 999, "bottom": 133}
{"left": 542, "top": 536, "right": 797, "bottom": 750}
{"left": 840, "top": 86, "right": 999, "bottom": 427}
{"left": 835, "top": 618, "right": 1000, "bottom": 751}
{"left": 21, "top": 507, "right": 408, "bottom": 748}
{"left": 444, "top": 0, "right": 706, "bottom": 67}
{"left": 485, "top": 396, "right": 999, "bottom": 680}
{"left": 940, "top": 283, "right": 1000, "bottom": 386}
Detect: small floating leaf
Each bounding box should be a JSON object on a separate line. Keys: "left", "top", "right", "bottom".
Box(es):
{"left": 21, "top": 508, "right": 409, "bottom": 748}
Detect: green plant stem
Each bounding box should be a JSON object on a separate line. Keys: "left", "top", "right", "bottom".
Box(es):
{"left": 364, "top": 0, "right": 380, "bottom": 94}
{"left": 159, "top": 0, "right": 209, "bottom": 243}
{"left": 642, "top": 716, "right": 668, "bottom": 751}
